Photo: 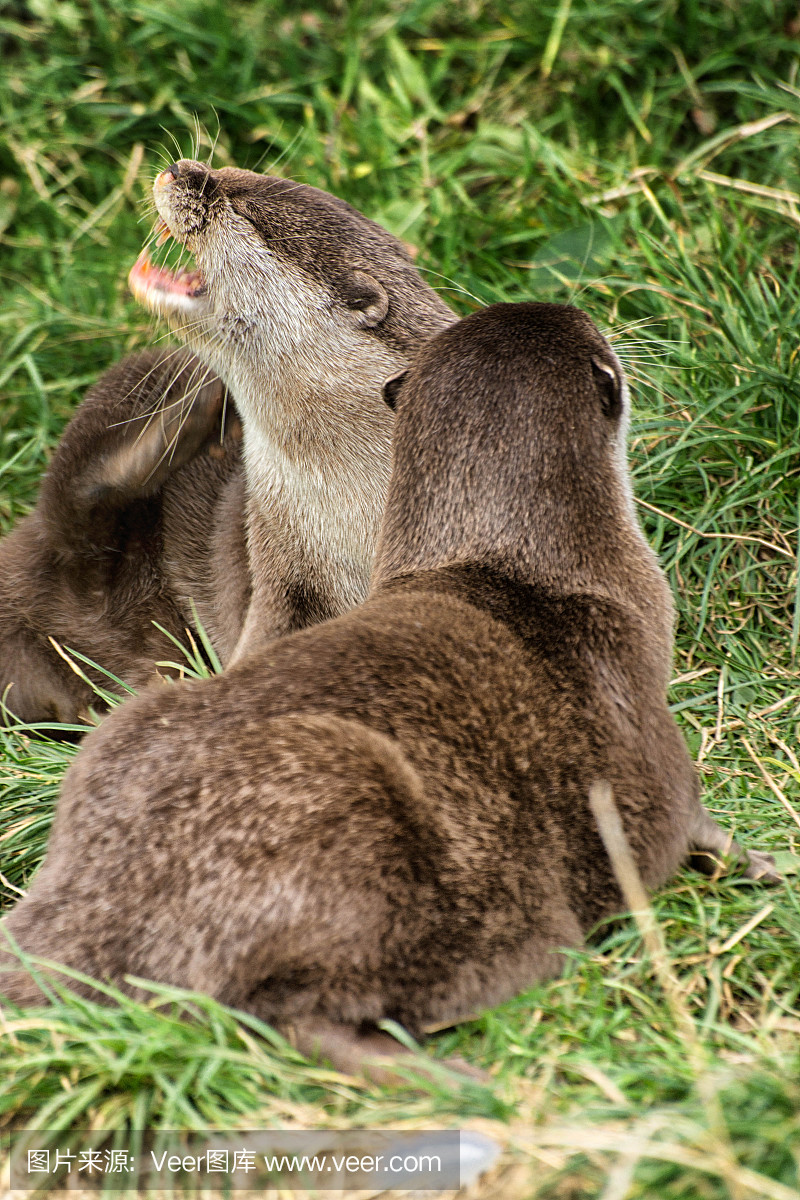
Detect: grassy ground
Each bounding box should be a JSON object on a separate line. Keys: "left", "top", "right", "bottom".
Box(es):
{"left": 1, "top": 0, "right": 800, "bottom": 1195}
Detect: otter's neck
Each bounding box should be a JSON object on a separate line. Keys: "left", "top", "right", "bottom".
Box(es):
{"left": 375, "top": 469, "right": 672, "bottom": 642}
{"left": 223, "top": 353, "right": 397, "bottom": 524}
{"left": 215, "top": 356, "right": 399, "bottom": 662}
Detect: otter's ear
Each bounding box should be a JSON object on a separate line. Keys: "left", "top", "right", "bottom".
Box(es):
{"left": 382, "top": 370, "right": 408, "bottom": 411}
{"left": 338, "top": 270, "right": 389, "bottom": 328}
{"left": 591, "top": 356, "right": 622, "bottom": 420}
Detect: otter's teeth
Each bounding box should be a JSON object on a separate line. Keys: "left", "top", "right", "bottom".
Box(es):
{"left": 128, "top": 248, "right": 207, "bottom": 311}
{"left": 155, "top": 218, "right": 172, "bottom": 247}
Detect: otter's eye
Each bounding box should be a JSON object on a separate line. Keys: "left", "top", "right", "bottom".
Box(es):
{"left": 230, "top": 198, "right": 264, "bottom": 231}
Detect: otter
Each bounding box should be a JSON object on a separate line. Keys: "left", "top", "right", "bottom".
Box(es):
{"left": 129, "top": 160, "right": 456, "bottom": 663}
{"left": 0, "top": 349, "right": 247, "bottom": 725}
{"left": 0, "top": 169, "right": 455, "bottom": 722}
{"left": 1, "top": 303, "right": 777, "bottom": 1076}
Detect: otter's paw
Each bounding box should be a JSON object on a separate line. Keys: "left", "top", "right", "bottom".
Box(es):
{"left": 689, "top": 845, "right": 782, "bottom": 885}
{"left": 740, "top": 847, "right": 782, "bottom": 884}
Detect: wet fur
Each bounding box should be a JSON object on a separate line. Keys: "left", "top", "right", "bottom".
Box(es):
{"left": 5, "top": 304, "right": 774, "bottom": 1073}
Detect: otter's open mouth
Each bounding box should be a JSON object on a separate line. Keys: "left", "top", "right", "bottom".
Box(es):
{"left": 128, "top": 220, "right": 208, "bottom": 315}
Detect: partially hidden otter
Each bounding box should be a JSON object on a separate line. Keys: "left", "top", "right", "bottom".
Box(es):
{"left": 1, "top": 304, "right": 778, "bottom": 1076}
{"left": 129, "top": 160, "right": 456, "bottom": 663}
{"left": 0, "top": 350, "right": 247, "bottom": 724}
{"left": 0, "top": 166, "right": 455, "bottom": 722}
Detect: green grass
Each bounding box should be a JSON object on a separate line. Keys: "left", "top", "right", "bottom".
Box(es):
{"left": 2, "top": 0, "right": 800, "bottom": 1195}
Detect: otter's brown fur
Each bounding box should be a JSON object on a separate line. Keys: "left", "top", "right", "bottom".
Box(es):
{"left": 0, "top": 304, "right": 776, "bottom": 1073}
{"left": 2, "top": 168, "right": 456, "bottom": 721}
{"left": 0, "top": 349, "right": 246, "bottom": 724}
{"left": 134, "top": 161, "right": 455, "bottom": 661}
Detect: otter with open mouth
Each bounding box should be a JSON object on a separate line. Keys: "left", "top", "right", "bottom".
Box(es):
{"left": 0, "top": 167, "right": 455, "bottom": 724}
{"left": 129, "top": 160, "right": 456, "bottom": 662}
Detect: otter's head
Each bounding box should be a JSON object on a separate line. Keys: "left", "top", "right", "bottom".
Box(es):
{"left": 129, "top": 161, "right": 454, "bottom": 420}
{"left": 375, "top": 302, "right": 639, "bottom": 586}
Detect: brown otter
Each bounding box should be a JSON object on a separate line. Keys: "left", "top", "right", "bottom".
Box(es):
{"left": 0, "top": 168, "right": 455, "bottom": 722}
{"left": 0, "top": 349, "right": 247, "bottom": 725}
{"left": 1, "top": 303, "right": 777, "bottom": 1074}
{"left": 129, "top": 160, "right": 456, "bottom": 663}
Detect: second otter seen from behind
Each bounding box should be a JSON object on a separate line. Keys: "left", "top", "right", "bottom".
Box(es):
{"left": 130, "top": 160, "right": 455, "bottom": 662}
{"left": 2, "top": 304, "right": 776, "bottom": 1075}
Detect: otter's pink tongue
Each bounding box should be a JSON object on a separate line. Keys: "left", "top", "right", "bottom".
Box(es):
{"left": 128, "top": 249, "right": 206, "bottom": 303}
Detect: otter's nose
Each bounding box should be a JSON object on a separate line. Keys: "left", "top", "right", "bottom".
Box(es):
{"left": 155, "top": 163, "right": 181, "bottom": 189}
